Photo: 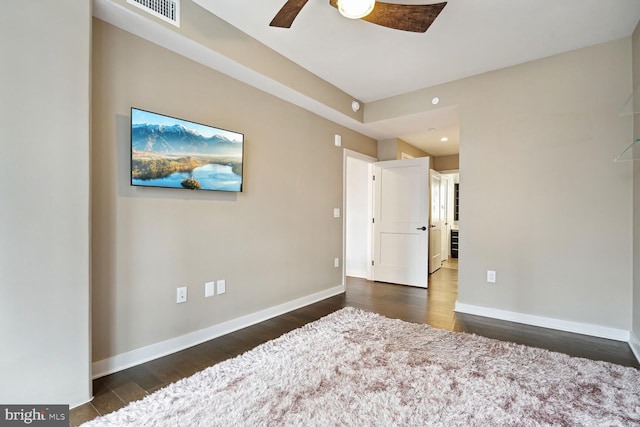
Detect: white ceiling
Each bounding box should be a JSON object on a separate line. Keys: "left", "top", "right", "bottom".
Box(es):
{"left": 196, "top": 0, "right": 640, "bottom": 102}
{"left": 121, "top": 0, "right": 640, "bottom": 156}
{"left": 191, "top": 0, "right": 640, "bottom": 157}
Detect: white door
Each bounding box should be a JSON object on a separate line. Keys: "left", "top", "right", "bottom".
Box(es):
{"left": 373, "top": 158, "right": 430, "bottom": 288}
{"left": 429, "top": 169, "right": 443, "bottom": 274}
{"left": 440, "top": 175, "right": 449, "bottom": 262}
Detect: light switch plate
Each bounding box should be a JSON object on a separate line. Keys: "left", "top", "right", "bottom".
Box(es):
{"left": 487, "top": 270, "right": 496, "bottom": 283}
{"left": 216, "top": 279, "right": 226, "bottom": 295}
{"left": 205, "top": 281, "right": 215, "bottom": 298}
{"left": 333, "top": 208, "right": 340, "bottom": 218}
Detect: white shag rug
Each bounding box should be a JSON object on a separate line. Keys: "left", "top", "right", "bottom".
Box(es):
{"left": 81, "top": 307, "right": 640, "bottom": 426}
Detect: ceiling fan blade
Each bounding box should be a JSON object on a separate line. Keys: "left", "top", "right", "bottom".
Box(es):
{"left": 270, "top": 0, "right": 310, "bottom": 28}
{"left": 329, "top": 0, "right": 447, "bottom": 33}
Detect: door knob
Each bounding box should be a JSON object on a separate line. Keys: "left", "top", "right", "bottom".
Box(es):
{"left": 416, "top": 226, "right": 427, "bottom": 231}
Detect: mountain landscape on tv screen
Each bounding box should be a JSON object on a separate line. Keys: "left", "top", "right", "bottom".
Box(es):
{"left": 132, "top": 123, "right": 241, "bottom": 156}
{"left": 131, "top": 122, "right": 243, "bottom": 192}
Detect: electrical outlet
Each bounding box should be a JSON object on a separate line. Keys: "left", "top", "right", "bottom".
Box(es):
{"left": 176, "top": 286, "right": 187, "bottom": 303}
{"left": 487, "top": 270, "right": 496, "bottom": 283}
{"left": 205, "top": 281, "right": 215, "bottom": 298}
{"left": 333, "top": 208, "right": 340, "bottom": 218}
{"left": 216, "top": 279, "right": 226, "bottom": 295}
{"left": 334, "top": 258, "right": 340, "bottom": 268}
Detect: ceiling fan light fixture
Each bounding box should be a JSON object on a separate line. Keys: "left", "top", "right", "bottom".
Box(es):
{"left": 337, "top": 0, "right": 375, "bottom": 19}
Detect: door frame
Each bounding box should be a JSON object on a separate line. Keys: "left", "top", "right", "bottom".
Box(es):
{"left": 343, "top": 149, "right": 377, "bottom": 285}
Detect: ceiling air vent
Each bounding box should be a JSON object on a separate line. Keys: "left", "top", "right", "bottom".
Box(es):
{"left": 127, "top": 0, "right": 180, "bottom": 27}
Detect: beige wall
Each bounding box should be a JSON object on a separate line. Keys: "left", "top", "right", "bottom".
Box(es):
{"left": 105, "top": 0, "right": 362, "bottom": 121}
{"left": 377, "top": 138, "right": 398, "bottom": 160}
{"left": 632, "top": 23, "right": 640, "bottom": 348}
{"left": 0, "top": 1, "right": 91, "bottom": 405}
{"left": 91, "top": 19, "right": 376, "bottom": 363}
{"left": 377, "top": 137, "right": 435, "bottom": 161}
{"left": 457, "top": 39, "right": 633, "bottom": 329}
{"left": 433, "top": 154, "right": 459, "bottom": 171}
{"left": 378, "top": 138, "right": 452, "bottom": 167}
{"left": 397, "top": 139, "right": 432, "bottom": 159}
{"left": 370, "top": 38, "right": 634, "bottom": 331}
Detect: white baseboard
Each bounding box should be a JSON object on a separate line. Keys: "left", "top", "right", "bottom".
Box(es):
{"left": 92, "top": 285, "right": 345, "bottom": 379}
{"left": 454, "top": 302, "right": 630, "bottom": 342}
{"left": 70, "top": 396, "right": 94, "bottom": 410}
{"left": 630, "top": 331, "right": 640, "bottom": 364}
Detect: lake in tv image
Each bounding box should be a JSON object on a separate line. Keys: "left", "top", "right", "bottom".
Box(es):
{"left": 131, "top": 108, "right": 244, "bottom": 192}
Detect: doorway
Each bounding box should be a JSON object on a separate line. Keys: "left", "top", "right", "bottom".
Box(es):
{"left": 437, "top": 171, "right": 459, "bottom": 268}
{"left": 344, "top": 150, "right": 376, "bottom": 281}
{"left": 344, "top": 151, "right": 431, "bottom": 287}
{"left": 344, "top": 150, "right": 460, "bottom": 284}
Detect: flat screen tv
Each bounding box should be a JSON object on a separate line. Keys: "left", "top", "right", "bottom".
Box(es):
{"left": 130, "top": 107, "right": 244, "bottom": 192}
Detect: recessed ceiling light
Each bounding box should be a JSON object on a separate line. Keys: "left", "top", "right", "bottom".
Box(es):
{"left": 440, "top": 137, "right": 449, "bottom": 142}
{"left": 351, "top": 100, "right": 361, "bottom": 112}
{"left": 428, "top": 128, "right": 436, "bottom": 132}
{"left": 431, "top": 97, "right": 440, "bottom": 105}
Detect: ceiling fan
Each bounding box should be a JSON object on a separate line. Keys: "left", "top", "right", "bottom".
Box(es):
{"left": 269, "top": 0, "right": 447, "bottom": 33}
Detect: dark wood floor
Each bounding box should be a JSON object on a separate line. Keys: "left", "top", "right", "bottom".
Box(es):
{"left": 70, "top": 261, "right": 639, "bottom": 426}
